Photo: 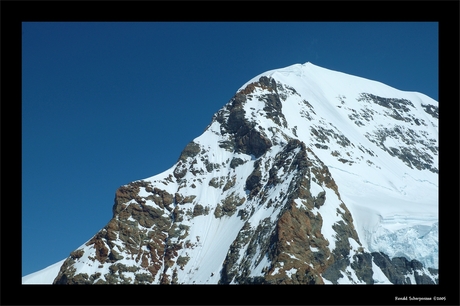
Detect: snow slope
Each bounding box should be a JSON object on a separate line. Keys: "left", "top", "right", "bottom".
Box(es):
{"left": 22, "top": 259, "right": 66, "bottom": 284}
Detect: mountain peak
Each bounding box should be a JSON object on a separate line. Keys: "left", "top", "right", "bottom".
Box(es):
{"left": 24, "top": 63, "right": 438, "bottom": 285}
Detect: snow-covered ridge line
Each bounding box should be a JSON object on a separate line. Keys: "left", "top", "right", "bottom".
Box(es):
{"left": 22, "top": 259, "right": 66, "bottom": 284}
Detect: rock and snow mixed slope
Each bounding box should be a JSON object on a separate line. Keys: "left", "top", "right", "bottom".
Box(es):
{"left": 23, "top": 62, "right": 438, "bottom": 284}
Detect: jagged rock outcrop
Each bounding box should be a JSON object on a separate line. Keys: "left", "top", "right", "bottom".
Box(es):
{"left": 52, "top": 62, "right": 438, "bottom": 284}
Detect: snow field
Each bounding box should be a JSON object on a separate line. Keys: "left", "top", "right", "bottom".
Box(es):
{"left": 175, "top": 214, "right": 245, "bottom": 283}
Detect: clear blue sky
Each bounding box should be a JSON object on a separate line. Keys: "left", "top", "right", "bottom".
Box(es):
{"left": 22, "top": 22, "right": 438, "bottom": 276}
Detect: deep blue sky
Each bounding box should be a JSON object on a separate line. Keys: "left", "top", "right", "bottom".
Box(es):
{"left": 22, "top": 22, "right": 438, "bottom": 276}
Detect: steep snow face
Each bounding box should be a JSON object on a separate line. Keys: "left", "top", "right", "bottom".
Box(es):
{"left": 24, "top": 62, "right": 438, "bottom": 284}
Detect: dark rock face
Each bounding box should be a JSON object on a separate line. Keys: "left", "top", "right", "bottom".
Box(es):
{"left": 366, "top": 125, "right": 438, "bottom": 173}
{"left": 371, "top": 252, "right": 438, "bottom": 284}
{"left": 245, "top": 161, "right": 262, "bottom": 196}
{"left": 177, "top": 141, "right": 201, "bottom": 162}
{"left": 237, "top": 128, "right": 272, "bottom": 158}
{"left": 421, "top": 103, "right": 438, "bottom": 119}
{"left": 350, "top": 253, "right": 374, "bottom": 283}
{"left": 321, "top": 202, "right": 364, "bottom": 284}
{"left": 230, "top": 157, "right": 245, "bottom": 169}
{"left": 218, "top": 93, "right": 273, "bottom": 158}
{"left": 359, "top": 93, "right": 414, "bottom": 113}
{"left": 356, "top": 92, "right": 438, "bottom": 174}
{"left": 216, "top": 76, "right": 300, "bottom": 158}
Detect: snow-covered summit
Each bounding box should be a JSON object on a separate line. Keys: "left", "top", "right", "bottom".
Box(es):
{"left": 242, "top": 62, "right": 434, "bottom": 101}
{"left": 23, "top": 62, "right": 438, "bottom": 284}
